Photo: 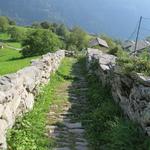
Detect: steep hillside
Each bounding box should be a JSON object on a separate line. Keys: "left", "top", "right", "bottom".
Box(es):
{"left": 0, "top": 0, "right": 150, "bottom": 38}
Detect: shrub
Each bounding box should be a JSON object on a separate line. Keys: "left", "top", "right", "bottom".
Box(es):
{"left": 116, "top": 50, "right": 150, "bottom": 76}
{"left": 66, "top": 27, "right": 88, "bottom": 51}
{"left": 100, "top": 34, "right": 117, "bottom": 49}
{"left": 21, "top": 29, "right": 62, "bottom": 57}
{"left": 0, "top": 16, "right": 9, "bottom": 31}
{"left": 8, "top": 27, "right": 26, "bottom": 42}
{"left": 108, "top": 46, "right": 122, "bottom": 56}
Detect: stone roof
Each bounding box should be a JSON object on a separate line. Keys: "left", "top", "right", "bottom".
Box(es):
{"left": 123, "top": 40, "right": 150, "bottom": 52}
{"left": 89, "top": 38, "right": 109, "bottom": 48}
{"left": 122, "top": 40, "right": 135, "bottom": 49}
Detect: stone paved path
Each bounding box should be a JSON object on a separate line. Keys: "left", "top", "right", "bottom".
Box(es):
{"left": 46, "top": 59, "right": 89, "bottom": 150}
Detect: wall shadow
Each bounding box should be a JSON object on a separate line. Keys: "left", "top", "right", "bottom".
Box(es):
{"left": 47, "top": 57, "right": 90, "bottom": 149}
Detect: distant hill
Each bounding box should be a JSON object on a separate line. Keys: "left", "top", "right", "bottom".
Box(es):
{"left": 0, "top": 0, "right": 150, "bottom": 39}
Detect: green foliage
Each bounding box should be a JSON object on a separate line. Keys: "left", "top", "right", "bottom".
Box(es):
{"left": 0, "top": 32, "right": 10, "bottom": 40}
{"left": 31, "top": 21, "right": 88, "bottom": 52}
{"left": 55, "top": 24, "right": 69, "bottom": 38}
{"left": 31, "top": 23, "right": 41, "bottom": 29}
{"left": 21, "top": 29, "right": 62, "bottom": 57}
{"left": 8, "top": 27, "right": 26, "bottom": 42}
{"left": 108, "top": 45, "right": 122, "bottom": 56}
{"left": 117, "top": 50, "right": 150, "bottom": 76}
{"left": 66, "top": 27, "right": 88, "bottom": 51}
{"left": 6, "top": 16, "right": 16, "bottom": 25}
{"left": 100, "top": 34, "right": 117, "bottom": 49}
{"left": 0, "top": 16, "right": 9, "bottom": 31}
{"left": 84, "top": 73, "right": 150, "bottom": 150}
{"left": 40, "top": 21, "right": 51, "bottom": 29}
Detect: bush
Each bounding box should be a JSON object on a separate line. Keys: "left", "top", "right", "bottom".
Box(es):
{"left": 0, "top": 16, "right": 9, "bottom": 31}
{"left": 117, "top": 50, "right": 150, "bottom": 76}
{"left": 21, "top": 29, "right": 62, "bottom": 57}
{"left": 8, "top": 27, "right": 26, "bottom": 42}
{"left": 66, "top": 27, "right": 88, "bottom": 51}
{"left": 108, "top": 46, "right": 122, "bottom": 56}
{"left": 100, "top": 34, "right": 117, "bottom": 49}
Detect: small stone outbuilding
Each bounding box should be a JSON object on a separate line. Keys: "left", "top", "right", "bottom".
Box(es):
{"left": 89, "top": 37, "right": 109, "bottom": 49}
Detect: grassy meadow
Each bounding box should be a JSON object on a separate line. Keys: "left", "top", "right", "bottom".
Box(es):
{"left": 0, "top": 47, "right": 38, "bottom": 76}
{"left": 0, "top": 31, "right": 38, "bottom": 76}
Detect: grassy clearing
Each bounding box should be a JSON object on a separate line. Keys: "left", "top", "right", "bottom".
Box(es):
{"left": 0, "top": 32, "right": 10, "bottom": 40}
{"left": 0, "top": 48, "right": 37, "bottom": 76}
{"left": 83, "top": 71, "right": 150, "bottom": 150}
{"left": 7, "top": 57, "right": 76, "bottom": 150}
{"left": 6, "top": 42, "right": 22, "bottom": 48}
{"left": 0, "top": 32, "right": 22, "bottom": 48}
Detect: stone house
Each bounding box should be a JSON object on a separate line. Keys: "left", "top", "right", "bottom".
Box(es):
{"left": 123, "top": 40, "right": 150, "bottom": 53}
{"left": 89, "top": 37, "right": 109, "bottom": 49}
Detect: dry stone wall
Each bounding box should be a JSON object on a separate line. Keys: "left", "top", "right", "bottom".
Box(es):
{"left": 0, "top": 50, "right": 66, "bottom": 149}
{"left": 87, "top": 48, "right": 150, "bottom": 136}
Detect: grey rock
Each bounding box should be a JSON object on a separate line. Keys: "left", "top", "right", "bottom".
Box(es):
{"left": 65, "top": 122, "right": 82, "bottom": 129}
{"left": 69, "top": 129, "right": 85, "bottom": 134}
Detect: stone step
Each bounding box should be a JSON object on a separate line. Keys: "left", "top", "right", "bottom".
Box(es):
{"left": 64, "top": 122, "right": 82, "bottom": 129}
{"left": 60, "top": 112, "right": 73, "bottom": 117}
{"left": 53, "top": 147, "right": 70, "bottom": 150}
{"left": 46, "top": 66, "right": 89, "bottom": 150}
{"left": 76, "top": 141, "right": 88, "bottom": 146}
{"left": 69, "top": 128, "right": 85, "bottom": 134}
{"left": 76, "top": 145, "right": 88, "bottom": 150}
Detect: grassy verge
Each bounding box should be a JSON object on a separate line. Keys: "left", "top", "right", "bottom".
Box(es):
{"left": 7, "top": 57, "right": 76, "bottom": 150}
{"left": 0, "top": 48, "right": 38, "bottom": 76}
{"left": 83, "top": 72, "right": 150, "bottom": 150}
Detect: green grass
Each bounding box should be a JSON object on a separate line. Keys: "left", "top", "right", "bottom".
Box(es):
{"left": 83, "top": 71, "right": 150, "bottom": 150}
{"left": 7, "top": 57, "right": 76, "bottom": 150}
{"left": 6, "top": 42, "right": 22, "bottom": 48}
{"left": 14, "top": 25, "right": 34, "bottom": 32}
{"left": 0, "top": 32, "right": 10, "bottom": 40}
{"left": 0, "top": 48, "right": 37, "bottom": 76}
{"left": 0, "top": 32, "right": 22, "bottom": 49}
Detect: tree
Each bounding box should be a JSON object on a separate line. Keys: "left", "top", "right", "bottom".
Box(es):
{"left": 7, "top": 17, "right": 16, "bottom": 25}
{"left": 0, "top": 16, "right": 9, "bottom": 31}
{"left": 66, "top": 27, "right": 88, "bottom": 51}
{"left": 40, "top": 21, "right": 51, "bottom": 29}
{"left": 31, "top": 22, "right": 41, "bottom": 29}
{"left": 9, "top": 20, "right": 16, "bottom": 25}
{"left": 56, "top": 24, "right": 69, "bottom": 38}
{"left": 8, "top": 27, "right": 25, "bottom": 42}
{"left": 51, "top": 23, "right": 59, "bottom": 33}
{"left": 21, "top": 29, "right": 62, "bottom": 57}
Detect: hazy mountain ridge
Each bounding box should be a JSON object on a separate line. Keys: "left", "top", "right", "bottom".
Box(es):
{"left": 0, "top": 0, "right": 150, "bottom": 38}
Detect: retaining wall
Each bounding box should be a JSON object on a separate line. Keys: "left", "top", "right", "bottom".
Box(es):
{"left": 87, "top": 48, "right": 150, "bottom": 136}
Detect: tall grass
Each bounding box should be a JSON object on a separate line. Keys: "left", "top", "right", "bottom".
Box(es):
{"left": 84, "top": 72, "right": 150, "bottom": 150}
